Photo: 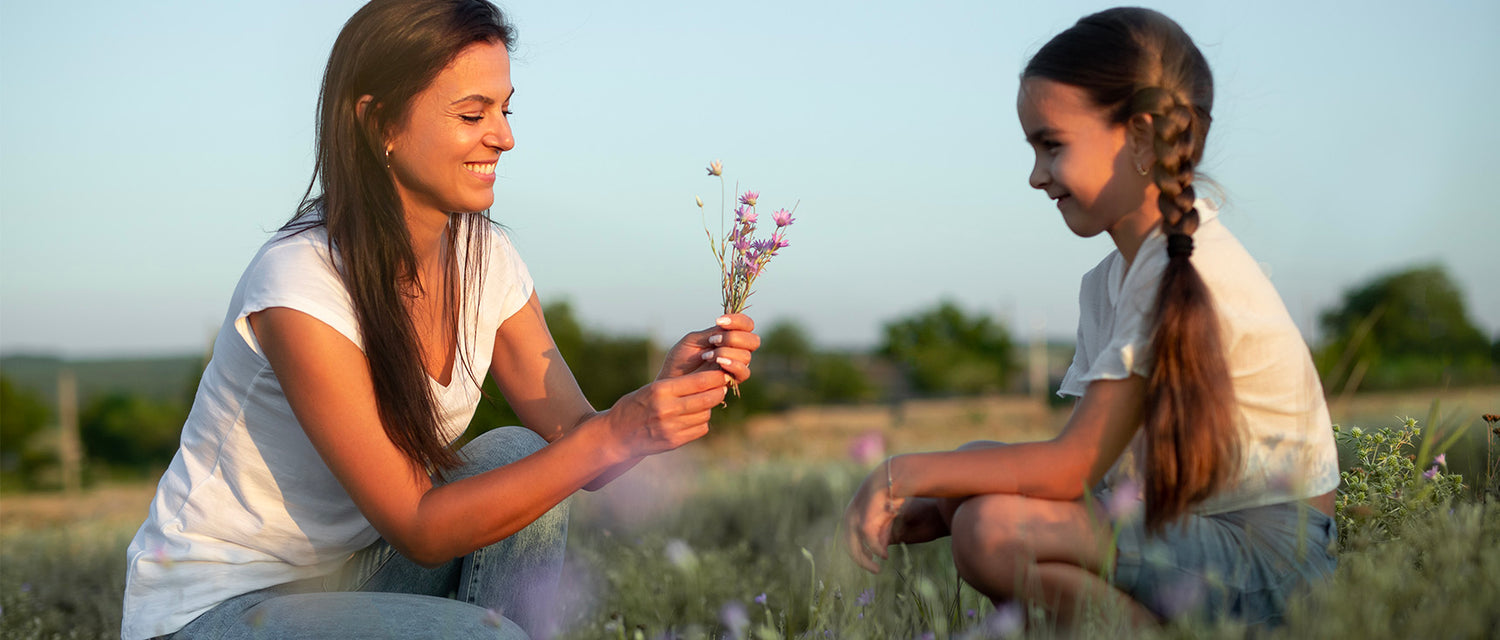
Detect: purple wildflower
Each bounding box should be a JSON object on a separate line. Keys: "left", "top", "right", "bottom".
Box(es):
{"left": 984, "top": 602, "right": 1024, "bottom": 638}
{"left": 772, "top": 231, "right": 790, "bottom": 249}
{"left": 483, "top": 608, "right": 507, "bottom": 628}
{"left": 772, "top": 208, "right": 795, "bottom": 227}
{"left": 734, "top": 236, "right": 752, "bottom": 252}
{"left": 720, "top": 601, "right": 749, "bottom": 637}
{"left": 739, "top": 190, "right": 759, "bottom": 206}
{"left": 754, "top": 592, "right": 768, "bottom": 605}
{"left": 1423, "top": 465, "right": 1439, "bottom": 480}
{"left": 1434, "top": 453, "right": 1446, "bottom": 467}
{"left": 855, "top": 588, "right": 875, "bottom": 607}
{"left": 1104, "top": 479, "right": 1143, "bottom": 522}
{"left": 848, "top": 431, "right": 885, "bottom": 466}
{"left": 1154, "top": 575, "right": 1205, "bottom": 618}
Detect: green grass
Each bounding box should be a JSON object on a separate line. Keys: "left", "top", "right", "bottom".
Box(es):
{"left": 4, "top": 460, "right": 1498, "bottom": 639}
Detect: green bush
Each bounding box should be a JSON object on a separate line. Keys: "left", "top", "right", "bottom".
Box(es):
{"left": 1332, "top": 419, "right": 1465, "bottom": 547}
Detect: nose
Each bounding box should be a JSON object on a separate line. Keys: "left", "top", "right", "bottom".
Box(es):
{"left": 485, "top": 115, "right": 515, "bottom": 153}
{"left": 1028, "top": 155, "right": 1049, "bottom": 191}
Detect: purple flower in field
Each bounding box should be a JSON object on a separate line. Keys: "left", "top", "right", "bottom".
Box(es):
{"left": 1423, "top": 465, "right": 1439, "bottom": 480}
{"left": 1434, "top": 453, "right": 1446, "bottom": 467}
{"left": 855, "top": 588, "right": 875, "bottom": 607}
{"left": 754, "top": 592, "right": 768, "bottom": 606}
{"left": 707, "top": 160, "right": 723, "bottom": 176}
{"left": 916, "top": 632, "right": 935, "bottom": 640}
{"left": 1104, "top": 479, "right": 1143, "bottom": 522}
{"left": 966, "top": 608, "right": 977, "bottom": 619}
{"left": 739, "top": 190, "right": 759, "bottom": 206}
{"left": 720, "top": 601, "right": 749, "bottom": 637}
{"left": 483, "top": 608, "right": 507, "bottom": 628}
{"left": 848, "top": 431, "right": 886, "bottom": 466}
{"left": 772, "top": 231, "right": 790, "bottom": 249}
{"left": 737, "top": 207, "right": 758, "bottom": 225}
{"left": 734, "top": 236, "right": 752, "bottom": 252}
{"left": 772, "top": 209, "right": 795, "bottom": 227}
{"left": 984, "top": 602, "right": 1024, "bottom": 638}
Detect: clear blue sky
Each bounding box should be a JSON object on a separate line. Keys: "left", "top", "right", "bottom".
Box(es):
{"left": 3, "top": 0, "right": 1497, "bottom": 357}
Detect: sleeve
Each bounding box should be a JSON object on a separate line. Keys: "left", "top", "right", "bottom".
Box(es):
{"left": 232, "top": 233, "right": 362, "bottom": 356}
{"left": 1058, "top": 249, "right": 1164, "bottom": 396}
{"left": 485, "top": 224, "right": 535, "bottom": 326}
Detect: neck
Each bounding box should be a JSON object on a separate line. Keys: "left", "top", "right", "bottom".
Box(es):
{"left": 1108, "top": 205, "right": 1163, "bottom": 267}
{"left": 402, "top": 205, "right": 451, "bottom": 274}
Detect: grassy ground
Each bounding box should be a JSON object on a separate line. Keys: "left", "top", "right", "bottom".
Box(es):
{"left": 2, "top": 392, "right": 1498, "bottom": 638}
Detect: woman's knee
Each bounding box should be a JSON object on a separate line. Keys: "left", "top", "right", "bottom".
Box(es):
{"left": 451, "top": 426, "right": 548, "bottom": 481}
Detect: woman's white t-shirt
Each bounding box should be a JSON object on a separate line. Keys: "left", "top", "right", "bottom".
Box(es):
{"left": 1058, "top": 201, "right": 1340, "bottom": 515}
{"left": 121, "top": 218, "right": 533, "bottom": 640}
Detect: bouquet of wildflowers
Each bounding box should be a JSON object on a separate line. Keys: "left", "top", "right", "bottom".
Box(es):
{"left": 697, "top": 160, "right": 797, "bottom": 393}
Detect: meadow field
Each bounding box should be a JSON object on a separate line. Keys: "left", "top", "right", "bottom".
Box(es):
{"left": 2, "top": 389, "right": 1498, "bottom": 639}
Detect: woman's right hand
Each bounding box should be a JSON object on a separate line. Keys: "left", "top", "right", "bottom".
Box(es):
{"left": 604, "top": 369, "right": 729, "bottom": 458}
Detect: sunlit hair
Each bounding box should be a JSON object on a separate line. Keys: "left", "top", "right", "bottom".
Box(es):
{"left": 284, "top": 0, "right": 515, "bottom": 477}
{"left": 1025, "top": 7, "right": 1239, "bottom": 532}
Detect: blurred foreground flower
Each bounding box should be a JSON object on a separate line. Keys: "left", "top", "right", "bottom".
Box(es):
{"left": 848, "top": 430, "right": 886, "bottom": 466}
{"left": 664, "top": 538, "right": 698, "bottom": 571}
{"left": 695, "top": 160, "right": 800, "bottom": 395}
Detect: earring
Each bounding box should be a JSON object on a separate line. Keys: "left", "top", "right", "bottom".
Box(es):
{"left": 1135, "top": 162, "right": 1149, "bottom": 177}
{"left": 385, "top": 147, "right": 392, "bottom": 170}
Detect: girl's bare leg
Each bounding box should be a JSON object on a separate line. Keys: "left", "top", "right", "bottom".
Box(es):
{"left": 949, "top": 493, "right": 1156, "bottom": 628}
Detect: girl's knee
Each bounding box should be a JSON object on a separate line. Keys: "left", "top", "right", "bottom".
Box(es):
{"left": 951, "top": 495, "right": 1032, "bottom": 586}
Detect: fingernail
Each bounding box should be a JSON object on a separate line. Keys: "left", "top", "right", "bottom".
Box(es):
{"left": 724, "top": 374, "right": 733, "bottom": 384}
{"left": 701, "top": 351, "right": 715, "bottom": 361}
{"left": 708, "top": 334, "right": 723, "bottom": 346}
{"left": 716, "top": 357, "right": 732, "bottom": 366}
{"left": 716, "top": 316, "right": 731, "bottom": 327}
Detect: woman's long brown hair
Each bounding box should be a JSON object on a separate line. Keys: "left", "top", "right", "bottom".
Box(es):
{"left": 1025, "top": 7, "right": 1239, "bottom": 532}
{"left": 284, "top": 0, "right": 514, "bottom": 477}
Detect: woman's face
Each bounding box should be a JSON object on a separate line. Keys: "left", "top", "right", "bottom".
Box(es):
{"left": 1017, "top": 78, "right": 1153, "bottom": 240}
{"left": 385, "top": 40, "right": 514, "bottom": 220}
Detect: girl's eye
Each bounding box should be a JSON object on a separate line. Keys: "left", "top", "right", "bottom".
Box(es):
{"left": 459, "top": 114, "right": 483, "bottom": 123}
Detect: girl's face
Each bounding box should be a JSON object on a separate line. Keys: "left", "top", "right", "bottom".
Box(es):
{"left": 1017, "top": 78, "right": 1155, "bottom": 241}
{"left": 385, "top": 40, "right": 514, "bottom": 221}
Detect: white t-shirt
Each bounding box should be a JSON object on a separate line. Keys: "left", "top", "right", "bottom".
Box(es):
{"left": 1058, "top": 201, "right": 1339, "bottom": 516}
{"left": 121, "top": 217, "right": 534, "bottom": 640}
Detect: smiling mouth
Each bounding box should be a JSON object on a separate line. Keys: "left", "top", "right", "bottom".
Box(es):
{"left": 465, "top": 161, "right": 496, "bottom": 176}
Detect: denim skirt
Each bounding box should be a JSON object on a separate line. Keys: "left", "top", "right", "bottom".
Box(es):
{"left": 1107, "top": 497, "right": 1338, "bottom": 626}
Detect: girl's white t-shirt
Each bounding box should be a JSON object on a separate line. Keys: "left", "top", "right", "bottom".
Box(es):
{"left": 121, "top": 219, "right": 533, "bottom": 640}
{"left": 1058, "top": 201, "right": 1340, "bottom": 515}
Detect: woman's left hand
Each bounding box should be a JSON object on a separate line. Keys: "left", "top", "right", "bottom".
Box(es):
{"left": 657, "top": 314, "right": 760, "bottom": 384}
{"left": 843, "top": 458, "right": 904, "bottom": 573}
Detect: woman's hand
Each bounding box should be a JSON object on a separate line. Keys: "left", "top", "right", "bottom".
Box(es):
{"left": 843, "top": 458, "right": 905, "bottom": 573}
{"left": 657, "top": 314, "right": 760, "bottom": 384}
{"left": 605, "top": 370, "right": 730, "bottom": 459}
{"left": 889, "top": 497, "right": 949, "bottom": 545}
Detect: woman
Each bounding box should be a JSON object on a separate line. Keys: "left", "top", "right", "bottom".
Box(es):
{"left": 122, "top": 2, "right": 758, "bottom": 638}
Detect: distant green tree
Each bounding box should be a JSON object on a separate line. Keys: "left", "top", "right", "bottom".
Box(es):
{"left": 1, "top": 375, "right": 55, "bottom": 488}
{"left": 807, "top": 353, "right": 875, "bottom": 403}
{"left": 880, "top": 300, "right": 1016, "bottom": 395}
{"left": 465, "top": 300, "right": 653, "bottom": 438}
{"left": 79, "top": 393, "right": 185, "bottom": 473}
{"left": 1316, "top": 265, "right": 1494, "bottom": 391}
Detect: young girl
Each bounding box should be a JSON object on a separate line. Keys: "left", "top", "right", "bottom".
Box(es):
{"left": 843, "top": 7, "right": 1339, "bottom": 627}
{"left": 121, "top": 2, "right": 758, "bottom": 638}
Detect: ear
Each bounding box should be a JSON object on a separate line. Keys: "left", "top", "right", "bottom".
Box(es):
{"left": 355, "top": 95, "right": 375, "bottom": 122}
{"left": 1126, "top": 113, "right": 1155, "bottom": 174}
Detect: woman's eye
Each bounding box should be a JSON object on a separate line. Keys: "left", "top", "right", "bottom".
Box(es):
{"left": 459, "top": 114, "right": 483, "bottom": 123}
{"left": 502, "top": 110, "right": 513, "bottom": 116}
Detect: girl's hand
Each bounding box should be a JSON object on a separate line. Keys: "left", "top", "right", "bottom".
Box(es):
{"left": 657, "top": 314, "right": 760, "bottom": 384}
{"left": 843, "top": 458, "right": 905, "bottom": 573}
{"left": 890, "top": 497, "right": 949, "bottom": 545}
{"left": 606, "top": 369, "right": 729, "bottom": 459}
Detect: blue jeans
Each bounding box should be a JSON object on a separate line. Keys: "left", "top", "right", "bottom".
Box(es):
{"left": 171, "top": 427, "right": 570, "bottom": 640}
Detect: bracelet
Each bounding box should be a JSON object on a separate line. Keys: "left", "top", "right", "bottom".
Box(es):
{"left": 885, "top": 455, "right": 899, "bottom": 514}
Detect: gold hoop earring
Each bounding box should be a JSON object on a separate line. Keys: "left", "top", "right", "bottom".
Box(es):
{"left": 1135, "top": 163, "right": 1149, "bottom": 177}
